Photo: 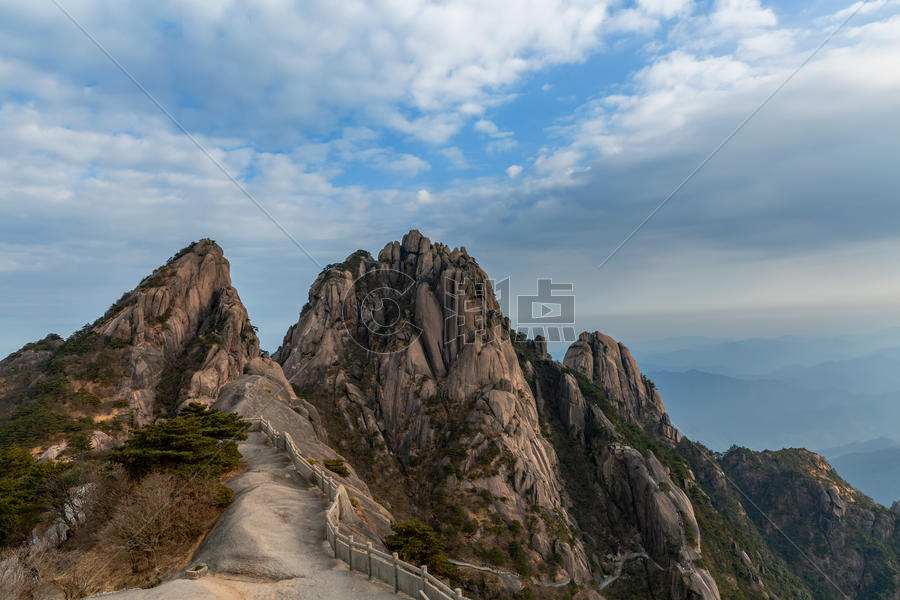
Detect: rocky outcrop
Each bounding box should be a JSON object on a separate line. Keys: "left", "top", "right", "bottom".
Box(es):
{"left": 93, "top": 239, "right": 260, "bottom": 424}
{"left": 275, "top": 231, "right": 592, "bottom": 584}
{"left": 274, "top": 231, "right": 724, "bottom": 598}
{"left": 0, "top": 239, "right": 260, "bottom": 467}
{"left": 601, "top": 445, "right": 702, "bottom": 566}
{"left": 564, "top": 331, "right": 680, "bottom": 443}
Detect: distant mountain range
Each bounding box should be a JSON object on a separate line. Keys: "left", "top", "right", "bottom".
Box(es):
{"left": 646, "top": 369, "right": 900, "bottom": 451}
{"left": 636, "top": 331, "right": 900, "bottom": 379}
{"left": 636, "top": 335, "right": 900, "bottom": 506}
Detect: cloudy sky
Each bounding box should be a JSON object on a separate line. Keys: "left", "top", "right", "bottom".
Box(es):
{"left": 1, "top": 0, "right": 899, "bottom": 357}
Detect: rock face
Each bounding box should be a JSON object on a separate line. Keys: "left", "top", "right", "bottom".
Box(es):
{"left": 526, "top": 357, "right": 720, "bottom": 599}
{"left": 275, "top": 231, "right": 592, "bottom": 585}
{"left": 94, "top": 239, "right": 260, "bottom": 423}
{"left": 0, "top": 335, "right": 64, "bottom": 404}
{"left": 564, "top": 331, "right": 680, "bottom": 442}
{"left": 274, "top": 231, "right": 724, "bottom": 598}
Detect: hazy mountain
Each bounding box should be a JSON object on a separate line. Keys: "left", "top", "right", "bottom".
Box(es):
{"left": 764, "top": 347, "right": 900, "bottom": 395}
{"left": 820, "top": 439, "right": 900, "bottom": 506}
{"left": 646, "top": 339, "right": 900, "bottom": 509}
{"left": 648, "top": 369, "right": 900, "bottom": 451}
{"left": 821, "top": 437, "right": 899, "bottom": 459}
{"left": 635, "top": 330, "right": 900, "bottom": 379}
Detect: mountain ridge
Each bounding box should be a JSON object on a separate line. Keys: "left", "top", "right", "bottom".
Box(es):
{"left": 2, "top": 232, "right": 899, "bottom": 599}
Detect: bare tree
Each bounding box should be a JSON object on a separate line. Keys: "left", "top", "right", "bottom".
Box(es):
{"left": 110, "top": 472, "right": 183, "bottom": 572}
{"left": 57, "top": 553, "right": 103, "bottom": 600}
{"left": 0, "top": 543, "right": 60, "bottom": 600}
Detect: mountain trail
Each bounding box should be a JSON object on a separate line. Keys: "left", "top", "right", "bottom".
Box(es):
{"left": 91, "top": 431, "right": 398, "bottom": 599}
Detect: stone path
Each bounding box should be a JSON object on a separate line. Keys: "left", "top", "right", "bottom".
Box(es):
{"left": 93, "top": 432, "right": 399, "bottom": 600}
{"left": 597, "top": 551, "right": 662, "bottom": 590}
{"left": 448, "top": 558, "right": 570, "bottom": 590}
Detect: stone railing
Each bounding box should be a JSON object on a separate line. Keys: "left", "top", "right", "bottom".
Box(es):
{"left": 253, "top": 418, "right": 473, "bottom": 600}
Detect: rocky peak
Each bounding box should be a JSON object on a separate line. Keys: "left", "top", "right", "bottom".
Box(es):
{"left": 564, "top": 330, "right": 680, "bottom": 442}
{"left": 92, "top": 239, "right": 260, "bottom": 424}
{"left": 0, "top": 239, "right": 259, "bottom": 461}
{"left": 275, "top": 230, "right": 593, "bottom": 585}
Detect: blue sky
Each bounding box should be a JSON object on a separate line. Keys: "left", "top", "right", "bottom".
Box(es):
{"left": 1, "top": 0, "right": 900, "bottom": 357}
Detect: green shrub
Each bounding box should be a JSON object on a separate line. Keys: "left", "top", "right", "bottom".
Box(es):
{"left": 215, "top": 484, "right": 234, "bottom": 506}
{"left": 324, "top": 458, "right": 350, "bottom": 477}
{"left": 487, "top": 546, "right": 506, "bottom": 566}
{"left": 509, "top": 540, "right": 531, "bottom": 575}
{"left": 0, "top": 383, "right": 96, "bottom": 449}
{"left": 69, "top": 432, "right": 92, "bottom": 454}
{"left": 0, "top": 447, "right": 70, "bottom": 545}
{"left": 510, "top": 519, "right": 523, "bottom": 536}
{"left": 77, "top": 351, "right": 119, "bottom": 383}
{"left": 385, "top": 519, "right": 458, "bottom": 581}
{"left": 111, "top": 403, "right": 249, "bottom": 478}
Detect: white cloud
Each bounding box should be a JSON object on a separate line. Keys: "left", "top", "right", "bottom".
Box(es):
{"left": 0, "top": 1, "right": 618, "bottom": 146}
{"left": 474, "top": 119, "right": 500, "bottom": 135}
{"left": 709, "top": 0, "right": 777, "bottom": 30}
{"left": 474, "top": 117, "right": 516, "bottom": 152}
{"left": 525, "top": 4, "right": 900, "bottom": 199}
{"left": 487, "top": 138, "right": 518, "bottom": 153}
{"left": 637, "top": 0, "right": 692, "bottom": 19}
{"left": 506, "top": 164, "right": 523, "bottom": 179}
{"left": 416, "top": 189, "right": 434, "bottom": 204}
{"left": 737, "top": 29, "right": 795, "bottom": 58}
{"left": 384, "top": 153, "right": 432, "bottom": 175}
{"left": 825, "top": 0, "right": 900, "bottom": 23}
{"left": 440, "top": 146, "right": 468, "bottom": 168}
{"left": 533, "top": 148, "right": 585, "bottom": 176}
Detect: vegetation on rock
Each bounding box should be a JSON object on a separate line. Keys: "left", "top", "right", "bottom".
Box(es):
{"left": 323, "top": 458, "right": 350, "bottom": 477}
{"left": 385, "top": 518, "right": 458, "bottom": 581}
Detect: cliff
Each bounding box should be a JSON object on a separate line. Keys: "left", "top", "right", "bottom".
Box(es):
{"left": 563, "top": 331, "right": 680, "bottom": 443}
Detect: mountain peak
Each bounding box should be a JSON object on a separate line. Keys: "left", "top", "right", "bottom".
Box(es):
{"left": 564, "top": 330, "right": 680, "bottom": 442}
{"left": 92, "top": 240, "right": 258, "bottom": 423}
{"left": 275, "top": 232, "right": 594, "bottom": 582}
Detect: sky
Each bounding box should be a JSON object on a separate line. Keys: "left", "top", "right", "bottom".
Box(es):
{"left": 1, "top": 0, "right": 900, "bottom": 358}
